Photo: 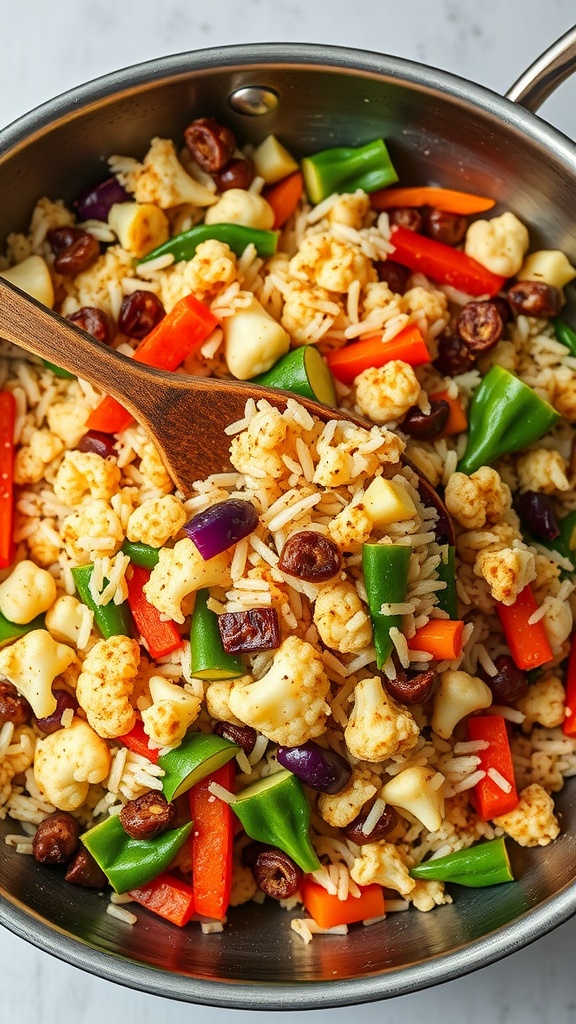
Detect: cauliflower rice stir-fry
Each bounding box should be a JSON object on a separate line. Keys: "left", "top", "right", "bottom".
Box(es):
{"left": 1, "top": 117, "right": 576, "bottom": 940}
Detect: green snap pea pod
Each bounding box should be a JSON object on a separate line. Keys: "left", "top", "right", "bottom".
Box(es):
{"left": 71, "top": 564, "right": 133, "bottom": 639}
{"left": 301, "top": 138, "right": 398, "bottom": 205}
{"left": 121, "top": 539, "right": 161, "bottom": 570}
{"left": 232, "top": 769, "right": 320, "bottom": 873}
{"left": 0, "top": 610, "right": 45, "bottom": 649}
{"left": 251, "top": 345, "right": 337, "bottom": 407}
{"left": 362, "top": 544, "right": 411, "bottom": 669}
{"left": 409, "top": 837, "right": 514, "bottom": 888}
{"left": 159, "top": 731, "right": 239, "bottom": 801}
{"left": 552, "top": 317, "right": 576, "bottom": 356}
{"left": 435, "top": 545, "right": 458, "bottom": 619}
{"left": 139, "top": 223, "right": 278, "bottom": 265}
{"left": 560, "top": 509, "right": 576, "bottom": 553}
{"left": 189, "top": 588, "right": 244, "bottom": 681}
{"left": 457, "top": 365, "right": 560, "bottom": 475}
{"left": 81, "top": 814, "right": 192, "bottom": 894}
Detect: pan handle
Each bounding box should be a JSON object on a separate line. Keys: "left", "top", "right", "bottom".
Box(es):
{"left": 506, "top": 25, "right": 576, "bottom": 112}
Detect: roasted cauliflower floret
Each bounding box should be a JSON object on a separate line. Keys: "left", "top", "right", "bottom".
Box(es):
{"left": 350, "top": 841, "right": 415, "bottom": 896}
{"left": 313, "top": 580, "right": 372, "bottom": 653}
{"left": 326, "top": 498, "right": 374, "bottom": 553}
{"left": 344, "top": 676, "right": 419, "bottom": 763}
{"left": 141, "top": 676, "right": 201, "bottom": 749}
{"left": 407, "top": 878, "right": 451, "bottom": 912}
{"left": 474, "top": 545, "right": 536, "bottom": 606}
{"left": 516, "top": 448, "right": 570, "bottom": 494}
{"left": 144, "top": 538, "right": 232, "bottom": 623}
{"left": 403, "top": 285, "right": 448, "bottom": 331}
{"left": 280, "top": 282, "right": 338, "bottom": 344}
{"left": 76, "top": 636, "right": 140, "bottom": 739}
{"left": 182, "top": 238, "right": 237, "bottom": 302}
{"left": 53, "top": 450, "right": 121, "bottom": 506}
{"left": 46, "top": 400, "right": 91, "bottom": 449}
{"left": 33, "top": 717, "right": 111, "bottom": 812}
{"left": 230, "top": 405, "right": 290, "bottom": 480}
{"left": 289, "top": 233, "right": 375, "bottom": 292}
{"left": 493, "top": 783, "right": 560, "bottom": 846}
{"left": 444, "top": 467, "right": 512, "bottom": 530}
{"left": 0, "top": 629, "right": 75, "bottom": 719}
{"left": 464, "top": 211, "right": 530, "bottom": 277}
{"left": 431, "top": 670, "right": 492, "bottom": 739}
{"left": 317, "top": 773, "right": 377, "bottom": 828}
{"left": 13, "top": 430, "right": 64, "bottom": 485}
{"left": 61, "top": 499, "right": 124, "bottom": 562}
{"left": 380, "top": 765, "right": 446, "bottom": 833}
{"left": 0, "top": 559, "right": 57, "bottom": 624}
{"left": 204, "top": 188, "right": 274, "bottom": 230}
{"left": 228, "top": 636, "right": 331, "bottom": 746}
{"left": 205, "top": 679, "right": 242, "bottom": 725}
{"left": 328, "top": 190, "right": 370, "bottom": 229}
{"left": 355, "top": 361, "right": 422, "bottom": 424}
{"left": 111, "top": 137, "right": 216, "bottom": 209}
{"left": 516, "top": 675, "right": 566, "bottom": 729}
{"left": 313, "top": 422, "right": 402, "bottom": 488}
{"left": 126, "top": 494, "right": 187, "bottom": 549}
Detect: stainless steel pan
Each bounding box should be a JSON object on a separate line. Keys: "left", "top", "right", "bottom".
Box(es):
{"left": 0, "top": 28, "right": 575, "bottom": 1010}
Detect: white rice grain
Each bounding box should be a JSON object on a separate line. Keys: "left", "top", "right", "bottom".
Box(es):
{"left": 106, "top": 904, "right": 137, "bottom": 925}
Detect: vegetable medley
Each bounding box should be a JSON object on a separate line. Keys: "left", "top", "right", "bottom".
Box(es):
{"left": 1, "top": 112, "right": 576, "bottom": 941}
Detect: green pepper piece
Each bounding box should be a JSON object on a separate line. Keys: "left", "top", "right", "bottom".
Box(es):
{"left": 301, "top": 138, "right": 398, "bottom": 205}
{"left": 139, "top": 223, "right": 278, "bottom": 265}
{"left": 560, "top": 509, "right": 576, "bottom": 554}
{"left": 362, "top": 544, "right": 411, "bottom": 669}
{"left": 81, "top": 814, "right": 192, "bottom": 894}
{"left": 232, "top": 769, "right": 320, "bottom": 873}
{"left": 251, "top": 345, "right": 337, "bottom": 407}
{"left": 409, "top": 837, "right": 514, "bottom": 888}
{"left": 71, "top": 564, "right": 133, "bottom": 639}
{"left": 42, "top": 360, "right": 76, "bottom": 379}
{"left": 189, "top": 588, "right": 244, "bottom": 681}
{"left": 121, "top": 539, "right": 161, "bottom": 570}
{"left": 159, "top": 731, "right": 239, "bottom": 801}
{"left": 435, "top": 544, "right": 458, "bottom": 619}
{"left": 552, "top": 317, "right": 576, "bottom": 356}
{"left": 457, "top": 365, "right": 560, "bottom": 475}
{"left": 0, "top": 610, "right": 45, "bottom": 649}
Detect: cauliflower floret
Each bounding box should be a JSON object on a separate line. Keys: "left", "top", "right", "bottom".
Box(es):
{"left": 517, "top": 675, "right": 566, "bottom": 729}
{"left": 0, "top": 560, "right": 57, "bottom": 624}
{"left": 355, "top": 361, "right": 421, "bottom": 424}
{"left": 205, "top": 188, "right": 274, "bottom": 230}
{"left": 493, "top": 783, "right": 560, "bottom": 846}
{"left": 141, "top": 676, "right": 201, "bottom": 748}
{"left": 464, "top": 211, "right": 530, "bottom": 277}
{"left": 344, "top": 676, "right": 419, "bottom": 763}
{"left": 313, "top": 422, "right": 402, "bottom": 488}
{"left": 144, "top": 538, "right": 232, "bottom": 623}
{"left": 431, "top": 670, "right": 493, "bottom": 739}
{"left": 228, "top": 636, "right": 330, "bottom": 746}
{"left": 182, "top": 238, "right": 237, "bottom": 302}
{"left": 230, "top": 405, "right": 290, "bottom": 480}
{"left": 126, "top": 494, "right": 186, "bottom": 548}
{"left": 76, "top": 636, "right": 140, "bottom": 739}
{"left": 552, "top": 368, "right": 576, "bottom": 423}
{"left": 111, "top": 138, "right": 216, "bottom": 209}
{"left": 53, "top": 450, "right": 121, "bottom": 506}
{"left": 402, "top": 285, "right": 448, "bottom": 332}
{"left": 317, "top": 773, "right": 377, "bottom": 828}
{"left": 407, "top": 878, "right": 452, "bottom": 912}
{"left": 26, "top": 519, "right": 61, "bottom": 567}
{"left": 0, "top": 630, "right": 75, "bottom": 719}
{"left": 280, "top": 283, "right": 339, "bottom": 345}
{"left": 33, "top": 717, "right": 111, "bottom": 812}
{"left": 289, "top": 233, "right": 375, "bottom": 293}
{"left": 444, "top": 467, "right": 512, "bottom": 530}
{"left": 380, "top": 766, "right": 446, "bottom": 833}
{"left": 350, "top": 841, "right": 415, "bottom": 896}
{"left": 313, "top": 580, "right": 372, "bottom": 653}
{"left": 328, "top": 190, "right": 371, "bottom": 229}
{"left": 474, "top": 545, "right": 536, "bottom": 606}
{"left": 46, "top": 400, "right": 91, "bottom": 449}
{"left": 205, "top": 679, "right": 243, "bottom": 725}
{"left": 61, "top": 499, "right": 125, "bottom": 562}
{"left": 14, "top": 429, "right": 64, "bottom": 486}
{"left": 516, "top": 448, "right": 570, "bottom": 494}
{"left": 327, "top": 497, "right": 374, "bottom": 552}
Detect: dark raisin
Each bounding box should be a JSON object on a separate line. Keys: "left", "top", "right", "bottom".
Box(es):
{"left": 277, "top": 530, "right": 342, "bottom": 583}
{"left": 484, "top": 654, "right": 528, "bottom": 704}
{"left": 457, "top": 301, "right": 503, "bottom": 352}
{"left": 384, "top": 669, "right": 437, "bottom": 705}
{"left": 213, "top": 719, "right": 257, "bottom": 755}
{"left": 515, "top": 490, "right": 561, "bottom": 541}
{"left": 253, "top": 848, "right": 302, "bottom": 900}
{"left": 35, "top": 690, "right": 77, "bottom": 734}
{"left": 507, "top": 280, "right": 562, "bottom": 318}
{"left": 423, "top": 208, "right": 467, "bottom": 246}
{"left": 47, "top": 226, "right": 100, "bottom": 275}
{"left": 218, "top": 607, "right": 281, "bottom": 654}
{"left": 0, "top": 680, "right": 32, "bottom": 727}
{"left": 434, "top": 328, "right": 475, "bottom": 376}
{"left": 375, "top": 259, "right": 410, "bottom": 295}
{"left": 241, "top": 840, "right": 271, "bottom": 869}
{"left": 402, "top": 401, "right": 450, "bottom": 441}
{"left": 33, "top": 811, "right": 80, "bottom": 864}
{"left": 66, "top": 306, "right": 112, "bottom": 345}
{"left": 388, "top": 207, "right": 423, "bottom": 232}
{"left": 77, "top": 430, "right": 118, "bottom": 460}
{"left": 343, "top": 805, "right": 398, "bottom": 845}
{"left": 119, "top": 791, "right": 177, "bottom": 840}
{"left": 64, "top": 846, "right": 108, "bottom": 888}
{"left": 118, "top": 290, "right": 166, "bottom": 340}
{"left": 212, "top": 158, "right": 255, "bottom": 192}
{"left": 492, "top": 296, "right": 511, "bottom": 326}
{"left": 184, "top": 117, "right": 236, "bottom": 173}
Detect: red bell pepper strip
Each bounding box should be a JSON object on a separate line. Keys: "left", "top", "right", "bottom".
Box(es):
{"left": 126, "top": 564, "right": 183, "bottom": 659}
{"left": 118, "top": 718, "right": 160, "bottom": 764}
{"left": 562, "top": 635, "right": 576, "bottom": 737}
{"left": 389, "top": 225, "right": 507, "bottom": 297}
{"left": 495, "top": 584, "right": 553, "bottom": 671}
{"left": 190, "top": 759, "right": 235, "bottom": 921}
{"left": 264, "top": 170, "right": 304, "bottom": 229}
{"left": 325, "top": 322, "right": 430, "bottom": 384}
{"left": 300, "top": 878, "right": 385, "bottom": 928}
{"left": 467, "top": 715, "right": 519, "bottom": 819}
{"left": 0, "top": 392, "right": 16, "bottom": 570}
{"left": 86, "top": 293, "right": 218, "bottom": 434}
{"left": 129, "top": 871, "right": 195, "bottom": 926}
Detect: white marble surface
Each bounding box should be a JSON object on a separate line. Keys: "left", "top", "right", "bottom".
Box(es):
{"left": 1, "top": 2, "right": 575, "bottom": 1021}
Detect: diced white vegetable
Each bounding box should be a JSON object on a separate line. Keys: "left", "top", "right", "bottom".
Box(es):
{"left": 0, "top": 255, "right": 54, "bottom": 307}
{"left": 252, "top": 134, "right": 299, "bottom": 185}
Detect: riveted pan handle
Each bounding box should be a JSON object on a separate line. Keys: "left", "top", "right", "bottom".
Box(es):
{"left": 506, "top": 25, "right": 576, "bottom": 112}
